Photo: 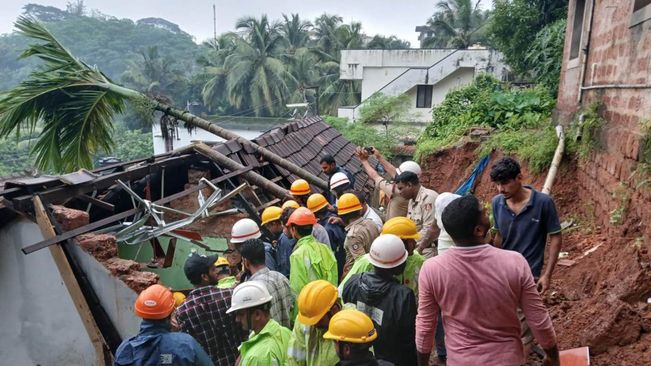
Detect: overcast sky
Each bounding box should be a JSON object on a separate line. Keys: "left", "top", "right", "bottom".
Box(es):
{"left": 0, "top": 0, "right": 462, "bottom": 46}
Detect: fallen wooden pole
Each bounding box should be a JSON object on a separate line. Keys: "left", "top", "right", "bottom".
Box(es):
{"left": 192, "top": 142, "right": 291, "bottom": 200}
{"left": 33, "top": 196, "right": 110, "bottom": 365}
{"left": 151, "top": 99, "right": 329, "bottom": 190}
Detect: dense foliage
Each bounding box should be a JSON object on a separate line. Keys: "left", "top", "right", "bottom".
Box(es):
{"left": 488, "top": 0, "right": 567, "bottom": 77}
{"left": 357, "top": 94, "right": 412, "bottom": 127}
{"left": 416, "top": 74, "right": 558, "bottom": 173}
{"left": 525, "top": 19, "right": 567, "bottom": 95}
{"left": 0, "top": 4, "right": 411, "bottom": 119}
{"left": 420, "top": 0, "right": 490, "bottom": 48}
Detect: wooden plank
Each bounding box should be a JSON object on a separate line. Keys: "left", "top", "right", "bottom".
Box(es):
{"left": 33, "top": 196, "right": 109, "bottom": 365}
{"left": 22, "top": 166, "right": 253, "bottom": 254}
{"left": 75, "top": 194, "right": 115, "bottom": 212}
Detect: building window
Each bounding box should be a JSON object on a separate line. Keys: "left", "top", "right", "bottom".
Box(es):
{"left": 416, "top": 85, "right": 433, "bottom": 108}
{"left": 631, "top": 0, "right": 651, "bottom": 26}
{"left": 569, "top": 0, "right": 586, "bottom": 60}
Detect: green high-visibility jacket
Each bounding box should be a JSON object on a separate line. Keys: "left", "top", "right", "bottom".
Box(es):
{"left": 287, "top": 318, "right": 339, "bottom": 366}
{"left": 289, "top": 235, "right": 338, "bottom": 296}
{"left": 239, "top": 319, "right": 291, "bottom": 366}
{"left": 216, "top": 276, "right": 237, "bottom": 289}
{"left": 339, "top": 252, "right": 425, "bottom": 298}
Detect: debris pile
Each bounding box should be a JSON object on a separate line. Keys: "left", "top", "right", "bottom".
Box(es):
{"left": 52, "top": 206, "right": 160, "bottom": 292}
{"left": 421, "top": 142, "right": 651, "bottom": 366}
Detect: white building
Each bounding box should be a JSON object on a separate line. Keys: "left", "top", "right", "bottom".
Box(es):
{"left": 337, "top": 48, "right": 508, "bottom": 124}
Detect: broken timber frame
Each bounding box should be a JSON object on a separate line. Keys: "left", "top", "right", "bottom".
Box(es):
{"left": 192, "top": 142, "right": 290, "bottom": 200}
{"left": 33, "top": 196, "right": 111, "bottom": 365}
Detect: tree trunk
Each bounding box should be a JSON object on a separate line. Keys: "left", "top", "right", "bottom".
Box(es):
{"left": 192, "top": 142, "right": 290, "bottom": 200}
{"left": 108, "top": 84, "right": 329, "bottom": 190}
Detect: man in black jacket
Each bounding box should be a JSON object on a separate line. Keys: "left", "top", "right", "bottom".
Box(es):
{"left": 342, "top": 234, "right": 417, "bottom": 366}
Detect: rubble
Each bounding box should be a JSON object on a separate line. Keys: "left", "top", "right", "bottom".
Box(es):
{"left": 75, "top": 233, "right": 118, "bottom": 260}
{"left": 120, "top": 271, "right": 160, "bottom": 293}
{"left": 104, "top": 258, "right": 141, "bottom": 276}
{"left": 52, "top": 204, "right": 89, "bottom": 231}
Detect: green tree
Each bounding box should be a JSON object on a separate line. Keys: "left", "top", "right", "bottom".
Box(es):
{"left": 421, "top": 0, "right": 489, "bottom": 48}
{"left": 367, "top": 35, "right": 410, "bottom": 49}
{"left": 217, "top": 16, "right": 290, "bottom": 116}
{"left": 488, "top": 0, "right": 566, "bottom": 75}
{"left": 525, "top": 18, "right": 566, "bottom": 95}
{"left": 279, "top": 14, "right": 312, "bottom": 54}
{"left": 358, "top": 94, "right": 412, "bottom": 130}
{"left": 121, "top": 46, "right": 189, "bottom": 104}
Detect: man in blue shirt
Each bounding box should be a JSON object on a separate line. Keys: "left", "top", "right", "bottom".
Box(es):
{"left": 115, "top": 284, "right": 213, "bottom": 366}
{"left": 490, "top": 157, "right": 562, "bottom": 361}
{"left": 490, "top": 157, "right": 562, "bottom": 293}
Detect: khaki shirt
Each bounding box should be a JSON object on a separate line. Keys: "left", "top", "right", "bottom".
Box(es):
{"left": 407, "top": 185, "right": 438, "bottom": 248}
{"left": 342, "top": 217, "right": 380, "bottom": 276}
{"left": 375, "top": 177, "right": 409, "bottom": 219}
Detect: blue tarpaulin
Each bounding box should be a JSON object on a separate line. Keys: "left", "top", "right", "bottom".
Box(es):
{"left": 454, "top": 155, "right": 491, "bottom": 196}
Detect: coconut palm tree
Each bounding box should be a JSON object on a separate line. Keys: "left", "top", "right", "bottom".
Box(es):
{"left": 421, "top": 0, "right": 489, "bottom": 48}
{"left": 0, "top": 16, "right": 327, "bottom": 189}
{"left": 207, "top": 16, "right": 291, "bottom": 116}
{"left": 279, "top": 14, "right": 312, "bottom": 55}
{"left": 367, "top": 35, "right": 411, "bottom": 49}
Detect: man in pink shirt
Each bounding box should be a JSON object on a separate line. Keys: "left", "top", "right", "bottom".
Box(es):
{"left": 415, "top": 195, "right": 559, "bottom": 366}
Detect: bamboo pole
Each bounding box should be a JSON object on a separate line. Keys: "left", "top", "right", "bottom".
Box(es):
{"left": 542, "top": 126, "right": 565, "bottom": 195}
{"left": 109, "top": 84, "right": 328, "bottom": 190}
{"left": 192, "top": 142, "right": 291, "bottom": 200}
{"left": 33, "top": 196, "right": 110, "bottom": 365}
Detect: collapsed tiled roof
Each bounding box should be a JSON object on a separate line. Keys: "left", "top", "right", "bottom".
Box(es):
{"left": 214, "top": 116, "right": 371, "bottom": 192}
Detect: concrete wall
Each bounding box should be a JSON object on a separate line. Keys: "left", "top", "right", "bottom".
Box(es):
{"left": 0, "top": 218, "right": 94, "bottom": 365}
{"left": 403, "top": 68, "right": 477, "bottom": 122}
{"left": 556, "top": 1, "right": 651, "bottom": 238}
{"left": 340, "top": 49, "right": 455, "bottom": 80}
{"left": 338, "top": 49, "right": 507, "bottom": 124}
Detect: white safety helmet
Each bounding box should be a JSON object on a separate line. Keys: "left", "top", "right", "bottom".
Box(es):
{"left": 367, "top": 234, "right": 408, "bottom": 269}
{"left": 330, "top": 172, "right": 351, "bottom": 189}
{"left": 226, "top": 281, "right": 273, "bottom": 313}
{"left": 396, "top": 161, "right": 422, "bottom": 177}
{"left": 231, "top": 218, "right": 261, "bottom": 244}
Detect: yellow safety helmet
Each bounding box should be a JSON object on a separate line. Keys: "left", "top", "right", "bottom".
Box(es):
{"left": 337, "top": 193, "right": 363, "bottom": 215}
{"left": 323, "top": 309, "right": 378, "bottom": 344}
{"left": 261, "top": 206, "right": 283, "bottom": 225}
{"left": 282, "top": 200, "right": 300, "bottom": 209}
{"left": 214, "top": 257, "right": 230, "bottom": 267}
{"left": 307, "top": 193, "right": 329, "bottom": 213}
{"left": 297, "top": 280, "right": 338, "bottom": 325}
{"left": 290, "top": 179, "right": 311, "bottom": 196}
{"left": 172, "top": 292, "right": 186, "bottom": 307}
{"left": 381, "top": 216, "right": 421, "bottom": 240}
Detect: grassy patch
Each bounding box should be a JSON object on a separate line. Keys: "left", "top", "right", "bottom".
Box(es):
{"left": 477, "top": 126, "right": 559, "bottom": 174}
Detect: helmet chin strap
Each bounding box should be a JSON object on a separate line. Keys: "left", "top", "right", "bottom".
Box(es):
{"left": 245, "top": 309, "right": 253, "bottom": 333}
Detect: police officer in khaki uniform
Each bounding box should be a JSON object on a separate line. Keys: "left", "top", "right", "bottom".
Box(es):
{"left": 394, "top": 171, "right": 438, "bottom": 258}
{"left": 334, "top": 192, "right": 381, "bottom": 277}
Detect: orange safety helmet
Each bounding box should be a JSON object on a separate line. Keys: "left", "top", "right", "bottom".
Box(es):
{"left": 287, "top": 207, "right": 317, "bottom": 226}
{"left": 134, "top": 284, "right": 176, "bottom": 320}
{"left": 290, "top": 179, "right": 311, "bottom": 196}
{"left": 307, "top": 193, "right": 329, "bottom": 213}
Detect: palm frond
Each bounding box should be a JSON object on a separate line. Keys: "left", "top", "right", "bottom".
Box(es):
{"left": 0, "top": 16, "right": 141, "bottom": 172}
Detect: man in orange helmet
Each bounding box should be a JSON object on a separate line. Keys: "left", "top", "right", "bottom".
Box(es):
{"left": 115, "top": 284, "right": 214, "bottom": 366}
{"left": 286, "top": 208, "right": 338, "bottom": 299}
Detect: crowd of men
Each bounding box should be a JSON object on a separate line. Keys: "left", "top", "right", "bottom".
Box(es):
{"left": 115, "top": 151, "right": 563, "bottom": 366}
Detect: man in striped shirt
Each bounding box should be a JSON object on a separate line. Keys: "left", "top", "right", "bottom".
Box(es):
{"left": 240, "top": 238, "right": 294, "bottom": 328}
